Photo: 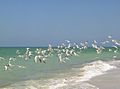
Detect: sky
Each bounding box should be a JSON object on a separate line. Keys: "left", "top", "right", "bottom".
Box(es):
{"left": 0, "top": 0, "right": 120, "bottom": 47}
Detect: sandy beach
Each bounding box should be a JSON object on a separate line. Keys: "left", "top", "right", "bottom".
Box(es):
{"left": 89, "top": 68, "right": 120, "bottom": 89}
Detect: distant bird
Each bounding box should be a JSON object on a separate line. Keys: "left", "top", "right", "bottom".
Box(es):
{"left": 80, "top": 41, "right": 88, "bottom": 49}
{"left": 58, "top": 53, "right": 66, "bottom": 63}
{"left": 109, "top": 49, "right": 112, "bottom": 52}
{"left": 4, "top": 65, "right": 9, "bottom": 71}
{"left": 4, "top": 57, "right": 16, "bottom": 71}
{"left": 2, "top": 35, "right": 120, "bottom": 71}
{"left": 112, "top": 45, "right": 118, "bottom": 53}
{"left": 17, "top": 65, "right": 26, "bottom": 69}
{"left": 65, "top": 40, "right": 70, "bottom": 43}
{"left": 48, "top": 44, "right": 53, "bottom": 52}
{"left": 96, "top": 48, "right": 101, "bottom": 54}
{"left": 24, "top": 48, "right": 32, "bottom": 60}
{"left": 108, "top": 35, "right": 112, "bottom": 39}
{"left": 34, "top": 55, "right": 39, "bottom": 63}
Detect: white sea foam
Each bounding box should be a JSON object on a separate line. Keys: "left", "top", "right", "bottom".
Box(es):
{"left": 46, "top": 60, "right": 116, "bottom": 89}
{"left": 77, "top": 60, "right": 116, "bottom": 82}
{"left": 0, "top": 60, "right": 117, "bottom": 89}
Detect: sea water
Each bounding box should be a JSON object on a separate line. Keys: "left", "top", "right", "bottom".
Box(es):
{"left": 0, "top": 47, "right": 119, "bottom": 89}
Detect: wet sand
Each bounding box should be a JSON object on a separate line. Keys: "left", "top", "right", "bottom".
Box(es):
{"left": 89, "top": 68, "right": 120, "bottom": 89}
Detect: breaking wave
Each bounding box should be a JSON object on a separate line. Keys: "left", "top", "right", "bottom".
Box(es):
{"left": 1, "top": 60, "right": 117, "bottom": 89}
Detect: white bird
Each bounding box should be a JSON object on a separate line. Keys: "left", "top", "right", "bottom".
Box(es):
{"left": 65, "top": 40, "right": 70, "bottom": 43}
{"left": 112, "top": 45, "right": 118, "bottom": 53}
{"left": 73, "top": 51, "right": 78, "bottom": 56}
{"left": 48, "top": 44, "right": 53, "bottom": 52}
{"left": 8, "top": 60, "right": 12, "bottom": 67}
{"left": 65, "top": 49, "right": 70, "bottom": 56}
{"left": 108, "top": 35, "right": 112, "bottom": 39}
{"left": 105, "top": 41, "right": 110, "bottom": 43}
{"left": 93, "top": 40, "right": 97, "bottom": 44}
{"left": 112, "top": 39, "right": 117, "bottom": 43}
{"left": 58, "top": 54, "right": 65, "bottom": 63}
{"left": 109, "top": 49, "right": 112, "bottom": 52}
{"left": 112, "top": 45, "right": 118, "bottom": 49}
{"left": 114, "top": 50, "right": 118, "bottom": 53}
{"left": 17, "top": 65, "right": 26, "bottom": 69}
{"left": 4, "top": 65, "right": 9, "bottom": 71}
{"left": 34, "top": 55, "right": 39, "bottom": 63}
{"left": 42, "top": 57, "right": 47, "bottom": 63}
{"left": 92, "top": 44, "right": 98, "bottom": 49}
{"left": 67, "top": 43, "right": 71, "bottom": 48}
{"left": 9, "top": 57, "right": 16, "bottom": 61}
{"left": 24, "top": 48, "right": 32, "bottom": 60}
{"left": 38, "top": 55, "right": 42, "bottom": 63}
{"left": 115, "top": 42, "right": 120, "bottom": 46}
{"left": 96, "top": 49, "right": 101, "bottom": 54}
{"left": 80, "top": 41, "right": 88, "bottom": 49}
{"left": 8, "top": 57, "right": 15, "bottom": 67}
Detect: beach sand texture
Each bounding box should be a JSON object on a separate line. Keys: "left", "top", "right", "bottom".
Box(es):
{"left": 90, "top": 68, "right": 120, "bottom": 89}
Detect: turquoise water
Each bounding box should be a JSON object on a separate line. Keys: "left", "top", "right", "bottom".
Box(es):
{"left": 0, "top": 47, "right": 120, "bottom": 89}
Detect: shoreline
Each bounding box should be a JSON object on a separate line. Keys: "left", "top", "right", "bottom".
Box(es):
{"left": 89, "top": 68, "right": 120, "bottom": 89}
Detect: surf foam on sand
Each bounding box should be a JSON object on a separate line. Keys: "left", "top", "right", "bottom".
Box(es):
{"left": 89, "top": 60, "right": 120, "bottom": 89}
{"left": 1, "top": 60, "right": 117, "bottom": 89}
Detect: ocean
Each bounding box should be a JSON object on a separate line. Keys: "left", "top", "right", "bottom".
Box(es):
{"left": 0, "top": 47, "right": 120, "bottom": 89}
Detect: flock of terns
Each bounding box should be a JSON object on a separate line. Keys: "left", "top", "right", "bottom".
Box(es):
{"left": 0, "top": 35, "right": 120, "bottom": 71}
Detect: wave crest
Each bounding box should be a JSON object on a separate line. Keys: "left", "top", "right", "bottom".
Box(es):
{"left": 1, "top": 60, "right": 117, "bottom": 89}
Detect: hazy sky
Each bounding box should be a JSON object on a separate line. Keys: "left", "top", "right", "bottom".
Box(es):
{"left": 0, "top": 0, "right": 120, "bottom": 46}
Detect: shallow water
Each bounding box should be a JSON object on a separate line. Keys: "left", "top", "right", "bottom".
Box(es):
{"left": 0, "top": 47, "right": 120, "bottom": 89}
